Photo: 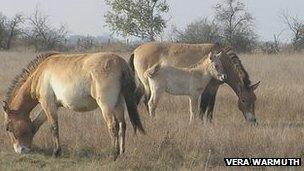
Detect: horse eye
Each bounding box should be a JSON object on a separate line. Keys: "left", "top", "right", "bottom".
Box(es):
{"left": 6, "top": 126, "right": 12, "bottom": 132}
{"left": 6, "top": 123, "right": 13, "bottom": 132}
{"left": 241, "top": 99, "right": 246, "bottom": 103}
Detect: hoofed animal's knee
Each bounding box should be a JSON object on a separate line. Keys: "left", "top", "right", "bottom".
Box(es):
{"left": 108, "top": 123, "right": 119, "bottom": 137}
{"left": 118, "top": 122, "right": 126, "bottom": 137}
{"left": 148, "top": 101, "right": 155, "bottom": 117}
{"left": 50, "top": 123, "right": 59, "bottom": 137}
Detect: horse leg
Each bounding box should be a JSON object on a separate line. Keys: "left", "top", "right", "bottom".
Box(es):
{"left": 32, "top": 109, "right": 47, "bottom": 134}
{"left": 189, "top": 95, "right": 200, "bottom": 124}
{"left": 135, "top": 68, "right": 150, "bottom": 112}
{"left": 200, "top": 80, "right": 220, "bottom": 122}
{"left": 205, "top": 84, "right": 220, "bottom": 123}
{"left": 91, "top": 72, "right": 121, "bottom": 160}
{"left": 200, "top": 87, "right": 212, "bottom": 120}
{"left": 114, "top": 97, "right": 126, "bottom": 155}
{"left": 206, "top": 92, "right": 217, "bottom": 122}
{"left": 99, "top": 105, "right": 119, "bottom": 160}
{"left": 94, "top": 89, "right": 120, "bottom": 160}
{"left": 39, "top": 98, "right": 61, "bottom": 157}
{"left": 147, "top": 81, "right": 161, "bottom": 118}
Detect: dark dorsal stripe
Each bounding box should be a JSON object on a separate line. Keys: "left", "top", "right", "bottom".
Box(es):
{"left": 5, "top": 52, "right": 60, "bottom": 104}
{"left": 226, "top": 50, "right": 251, "bottom": 88}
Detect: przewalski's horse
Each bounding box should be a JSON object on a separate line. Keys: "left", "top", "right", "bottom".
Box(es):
{"left": 145, "top": 52, "right": 226, "bottom": 123}
{"left": 129, "top": 42, "right": 260, "bottom": 124}
{"left": 3, "top": 52, "right": 145, "bottom": 160}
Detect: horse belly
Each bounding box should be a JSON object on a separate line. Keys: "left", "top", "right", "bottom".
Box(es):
{"left": 52, "top": 80, "right": 98, "bottom": 112}
{"left": 60, "top": 95, "right": 98, "bottom": 112}
{"left": 166, "top": 74, "right": 189, "bottom": 95}
{"left": 166, "top": 78, "right": 190, "bottom": 96}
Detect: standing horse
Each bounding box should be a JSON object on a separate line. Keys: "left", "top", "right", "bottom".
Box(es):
{"left": 145, "top": 52, "right": 226, "bottom": 123}
{"left": 3, "top": 52, "right": 145, "bottom": 160}
{"left": 129, "top": 42, "right": 260, "bottom": 124}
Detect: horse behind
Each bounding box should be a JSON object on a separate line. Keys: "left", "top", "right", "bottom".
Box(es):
{"left": 145, "top": 52, "right": 226, "bottom": 123}
{"left": 3, "top": 52, "right": 145, "bottom": 160}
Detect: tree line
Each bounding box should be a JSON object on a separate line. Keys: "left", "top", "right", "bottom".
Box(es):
{"left": 0, "top": 7, "right": 68, "bottom": 51}
{"left": 1, "top": 0, "right": 304, "bottom": 53}
{"left": 105, "top": 0, "right": 304, "bottom": 53}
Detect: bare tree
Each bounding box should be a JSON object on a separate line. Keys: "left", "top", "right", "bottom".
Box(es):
{"left": 172, "top": 18, "right": 221, "bottom": 44}
{"left": 0, "top": 13, "right": 7, "bottom": 48}
{"left": 25, "top": 8, "right": 67, "bottom": 51}
{"left": 260, "top": 31, "right": 284, "bottom": 54}
{"left": 0, "top": 13, "right": 24, "bottom": 49}
{"left": 76, "top": 36, "right": 96, "bottom": 50}
{"left": 5, "top": 14, "right": 23, "bottom": 49}
{"left": 215, "top": 0, "right": 257, "bottom": 52}
{"left": 281, "top": 10, "right": 304, "bottom": 51}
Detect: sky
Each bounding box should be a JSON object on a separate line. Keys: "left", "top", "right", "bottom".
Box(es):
{"left": 1, "top": 0, "right": 304, "bottom": 42}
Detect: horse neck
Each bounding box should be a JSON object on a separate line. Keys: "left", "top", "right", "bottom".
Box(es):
{"left": 9, "top": 77, "right": 38, "bottom": 116}
{"left": 188, "top": 59, "right": 212, "bottom": 84}
{"left": 194, "top": 57, "right": 211, "bottom": 74}
{"left": 220, "top": 55, "right": 246, "bottom": 97}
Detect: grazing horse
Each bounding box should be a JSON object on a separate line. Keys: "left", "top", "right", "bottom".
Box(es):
{"left": 145, "top": 52, "right": 226, "bottom": 123}
{"left": 129, "top": 42, "right": 260, "bottom": 124}
{"left": 3, "top": 52, "right": 145, "bottom": 160}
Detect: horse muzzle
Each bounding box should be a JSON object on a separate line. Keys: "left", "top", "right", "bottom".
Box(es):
{"left": 244, "top": 112, "right": 258, "bottom": 125}
{"left": 14, "top": 143, "right": 30, "bottom": 154}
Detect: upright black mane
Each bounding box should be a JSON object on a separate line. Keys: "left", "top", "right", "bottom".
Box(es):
{"left": 226, "top": 50, "right": 251, "bottom": 88}
{"left": 5, "top": 52, "right": 59, "bottom": 104}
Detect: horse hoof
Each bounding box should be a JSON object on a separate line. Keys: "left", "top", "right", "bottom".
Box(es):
{"left": 112, "top": 150, "right": 119, "bottom": 161}
{"left": 204, "top": 121, "right": 212, "bottom": 125}
{"left": 53, "top": 148, "right": 62, "bottom": 157}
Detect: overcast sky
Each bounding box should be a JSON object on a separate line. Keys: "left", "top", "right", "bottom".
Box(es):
{"left": 1, "top": 0, "right": 304, "bottom": 42}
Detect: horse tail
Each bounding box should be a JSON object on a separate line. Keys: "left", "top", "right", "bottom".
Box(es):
{"left": 145, "top": 63, "right": 161, "bottom": 78}
{"left": 128, "top": 53, "right": 135, "bottom": 72}
{"left": 128, "top": 53, "right": 145, "bottom": 104}
{"left": 121, "top": 62, "right": 145, "bottom": 134}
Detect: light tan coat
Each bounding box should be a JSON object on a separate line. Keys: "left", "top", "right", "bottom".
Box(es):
{"left": 130, "top": 42, "right": 260, "bottom": 123}
{"left": 145, "top": 52, "right": 226, "bottom": 123}
{"left": 3, "top": 52, "right": 145, "bottom": 160}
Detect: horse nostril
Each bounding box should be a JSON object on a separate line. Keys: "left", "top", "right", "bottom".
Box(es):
{"left": 223, "top": 74, "right": 227, "bottom": 80}
{"left": 20, "top": 147, "right": 30, "bottom": 153}
{"left": 219, "top": 74, "right": 226, "bottom": 81}
{"left": 253, "top": 120, "right": 258, "bottom": 126}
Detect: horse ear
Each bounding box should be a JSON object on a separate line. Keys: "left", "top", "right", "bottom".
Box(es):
{"left": 223, "top": 46, "right": 232, "bottom": 53}
{"left": 209, "top": 51, "right": 215, "bottom": 61}
{"left": 250, "top": 81, "right": 260, "bottom": 91}
{"left": 216, "top": 51, "right": 223, "bottom": 57}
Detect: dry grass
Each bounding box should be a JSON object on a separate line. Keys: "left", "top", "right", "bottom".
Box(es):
{"left": 0, "top": 50, "right": 304, "bottom": 170}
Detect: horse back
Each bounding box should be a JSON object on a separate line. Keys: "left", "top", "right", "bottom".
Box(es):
{"left": 33, "top": 53, "right": 125, "bottom": 111}
{"left": 133, "top": 42, "right": 220, "bottom": 73}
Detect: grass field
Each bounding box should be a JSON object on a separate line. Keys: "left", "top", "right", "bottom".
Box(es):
{"left": 0, "top": 50, "right": 304, "bottom": 170}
